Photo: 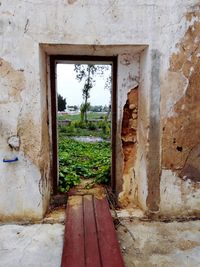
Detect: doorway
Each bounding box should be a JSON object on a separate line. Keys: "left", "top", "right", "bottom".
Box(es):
{"left": 50, "top": 56, "right": 117, "bottom": 194}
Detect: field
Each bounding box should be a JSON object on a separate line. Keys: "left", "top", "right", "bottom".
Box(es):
{"left": 58, "top": 113, "right": 111, "bottom": 192}
{"left": 58, "top": 111, "right": 106, "bottom": 121}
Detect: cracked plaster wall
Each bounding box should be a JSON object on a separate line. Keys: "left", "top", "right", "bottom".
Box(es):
{"left": 160, "top": 6, "right": 200, "bottom": 217}
{"left": 118, "top": 86, "right": 138, "bottom": 208}
{"left": 0, "top": 0, "right": 200, "bottom": 220}
{"left": 116, "top": 53, "right": 140, "bottom": 205}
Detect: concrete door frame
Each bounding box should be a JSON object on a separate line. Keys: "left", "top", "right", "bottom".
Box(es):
{"left": 49, "top": 55, "right": 117, "bottom": 194}
{"left": 40, "top": 44, "right": 151, "bottom": 212}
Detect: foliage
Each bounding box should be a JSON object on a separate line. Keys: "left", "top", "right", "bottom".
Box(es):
{"left": 89, "top": 105, "right": 109, "bottom": 112}
{"left": 104, "top": 75, "right": 112, "bottom": 119}
{"left": 57, "top": 94, "right": 66, "bottom": 111}
{"left": 58, "top": 111, "right": 111, "bottom": 193}
{"left": 58, "top": 116, "right": 111, "bottom": 139}
{"left": 74, "top": 64, "right": 110, "bottom": 123}
{"left": 80, "top": 102, "right": 90, "bottom": 122}
{"left": 67, "top": 105, "right": 78, "bottom": 111}
{"left": 89, "top": 105, "right": 103, "bottom": 112}
{"left": 87, "top": 121, "right": 97, "bottom": 131}
{"left": 58, "top": 137, "right": 111, "bottom": 192}
{"left": 104, "top": 75, "right": 112, "bottom": 92}
{"left": 58, "top": 112, "right": 107, "bottom": 122}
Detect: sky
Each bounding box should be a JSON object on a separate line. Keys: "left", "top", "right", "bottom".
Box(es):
{"left": 56, "top": 64, "right": 111, "bottom": 107}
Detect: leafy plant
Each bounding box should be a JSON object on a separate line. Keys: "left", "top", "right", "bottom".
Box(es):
{"left": 58, "top": 137, "right": 111, "bottom": 192}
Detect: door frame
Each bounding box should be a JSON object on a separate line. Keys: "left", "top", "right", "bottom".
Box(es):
{"left": 50, "top": 55, "right": 118, "bottom": 194}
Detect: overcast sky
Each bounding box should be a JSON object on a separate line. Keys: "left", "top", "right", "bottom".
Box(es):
{"left": 56, "top": 64, "right": 111, "bottom": 106}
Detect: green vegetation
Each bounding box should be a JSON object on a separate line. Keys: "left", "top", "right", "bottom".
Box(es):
{"left": 57, "top": 111, "right": 107, "bottom": 121}
{"left": 74, "top": 64, "right": 110, "bottom": 123}
{"left": 58, "top": 119, "right": 110, "bottom": 139}
{"left": 58, "top": 137, "right": 111, "bottom": 192}
{"left": 57, "top": 94, "right": 66, "bottom": 111}
{"left": 58, "top": 113, "right": 111, "bottom": 193}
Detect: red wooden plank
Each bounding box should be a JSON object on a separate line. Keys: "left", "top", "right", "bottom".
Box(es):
{"left": 61, "top": 196, "right": 85, "bottom": 267}
{"left": 67, "top": 188, "right": 82, "bottom": 196}
{"left": 83, "top": 195, "right": 101, "bottom": 267}
{"left": 94, "top": 197, "right": 125, "bottom": 267}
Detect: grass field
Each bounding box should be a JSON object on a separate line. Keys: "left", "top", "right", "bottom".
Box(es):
{"left": 58, "top": 112, "right": 107, "bottom": 121}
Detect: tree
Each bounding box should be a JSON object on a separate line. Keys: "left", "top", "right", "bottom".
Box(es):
{"left": 58, "top": 94, "right": 66, "bottom": 111}
{"left": 73, "top": 105, "right": 78, "bottom": 111}
{"left": 90, "top": 105, "right": 103, "bottom": 112}
{"left": 80, "top": 102, "right": 90, "bottom": 122}
{"left": 74, "top": 64, "right": 110, "bottom": 123}
{"left": 104, "top": 75, "right": 112, "bottom": 120}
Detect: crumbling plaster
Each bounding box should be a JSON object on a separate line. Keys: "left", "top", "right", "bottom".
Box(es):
{"left": 160, "top": 6, "right": 200, "bottom": 216}
{"left": 0, "top": 0, "right": 200, "bottom": 220}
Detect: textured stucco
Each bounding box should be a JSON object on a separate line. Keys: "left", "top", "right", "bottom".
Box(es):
{"left": 0, "top": 0, "right": 200, "bottom": 220}
{"left": 160, "top": 5, "right": 200, "bottom": 217}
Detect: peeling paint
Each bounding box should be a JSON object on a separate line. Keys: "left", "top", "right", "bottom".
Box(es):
{"left": 1, "top": 0, "right": 200, "bottom": 221}
{"left": 160, "top": 169, "right": 200, "bottom": 217}
{"left": 160, "top": 9, "right": 200, "bottom": 216}
{"left": 67, "top": 0, "right": 78, "bottom": 4}
{"left": 179, "top": 144, "right": 200, "bottom": 182}
{"left": 17, "top": 115, "right": 41, "bottom": 166}
{"left": 0, "top": 58, "right": 25, "bottom": 103}
{"left": 162, "top": 11, "right": 200, "bottom": 178}
{"left": 119, "top": 87, "right": 138, "bottom": 207}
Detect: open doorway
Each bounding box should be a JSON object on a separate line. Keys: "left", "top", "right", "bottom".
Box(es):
{"left": 50, "top": 56, "right": 117, "bottom": 194}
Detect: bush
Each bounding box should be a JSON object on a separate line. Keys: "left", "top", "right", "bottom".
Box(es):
{"left": 58, "top": 125, "right": 68, "bottom": 133}
{"left": 74, "top": 121, "right": 87, "bottom": 129}
{"left": 58, "top": 124, "right": 75, "bottom": 136}
{"left": 87, "top": 121, "right": 97, "bottom": 130}
{"left": 98, "top": 120, "right": 111, "bottom": 138}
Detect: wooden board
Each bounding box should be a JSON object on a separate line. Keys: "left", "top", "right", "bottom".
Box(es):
{"left": 94, "top": 197, "right": 125, "bottom": 267}
{"left": 83, "top": 195, "right": 101, "bottom": 267}
{"left": 61, "top": 194, "right": 125, "bottom": 267}
{"left": 61, "top": 196, "right": 85, "bottom": 267}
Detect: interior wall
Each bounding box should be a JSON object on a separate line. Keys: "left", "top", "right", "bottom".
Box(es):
{"left": 0, "top": 0, "right": 200, "bottom": 221}
{"left": 159, "top": 7, "right": 200, "bottom": 217}
{"left": 0, "top": 46, "right": 46, "bottom": 222}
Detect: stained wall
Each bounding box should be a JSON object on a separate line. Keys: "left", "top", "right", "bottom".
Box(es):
{"left": 0, "top": 0, "right": 200, "bottom": 220}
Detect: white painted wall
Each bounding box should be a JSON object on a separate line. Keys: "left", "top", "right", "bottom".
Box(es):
{"left": 0, "top": 0, "right": 199, "bottom": 220}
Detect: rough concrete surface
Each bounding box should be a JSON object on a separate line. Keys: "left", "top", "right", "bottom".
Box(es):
{"left": 117, "top": 219, "right": 200, "bottom": 267}
{"left": 0, "top": 220, "right": 199, "bottom": 267}
{"left": 0, "top": 224, "right": 64, "bottom": 267}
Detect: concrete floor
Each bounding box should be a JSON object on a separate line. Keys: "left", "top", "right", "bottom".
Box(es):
{"left": 0, "top": 219, "right": 199, "bottom": 267}
{"left": 0, "top": 224, "right": 64, "bottom": 267}
{"left": 117, "top": 219, "right": 200, "bottom": 267}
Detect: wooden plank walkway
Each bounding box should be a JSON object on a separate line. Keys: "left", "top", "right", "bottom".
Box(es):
{"left": 61, "top": 191, "right": 125, "bottom": 267}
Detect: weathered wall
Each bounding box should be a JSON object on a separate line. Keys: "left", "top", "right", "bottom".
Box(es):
{"left": 0, "top": 0, "right": 200, "bottom": 220}
{"left": 119, "top": 86, "right": 138, "bottom": 207}
{"left": 116, "top": 53, "right": 140, "bottom": 206}
{"left": 160, "top": 6, "right": 200, "bottom": 217}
